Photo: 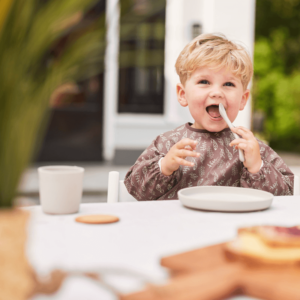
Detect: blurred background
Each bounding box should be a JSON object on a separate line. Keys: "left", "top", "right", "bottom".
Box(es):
{"left": 3, "top": 0, "right": 299, "bottom": 204}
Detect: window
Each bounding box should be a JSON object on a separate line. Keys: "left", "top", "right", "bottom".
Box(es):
{"left": 118, "top": 0, "right": 166, "bottom": 114}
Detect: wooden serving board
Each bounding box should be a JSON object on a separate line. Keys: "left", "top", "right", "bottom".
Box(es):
{"left": 161, "top": 242, "right": 230, "bottom": 274}
{"left": 120, "top": 243, "right": 300, "bottom": 300}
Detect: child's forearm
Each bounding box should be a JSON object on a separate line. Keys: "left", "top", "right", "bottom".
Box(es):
{"left": 161, "top": 157, "right": 174, "bottom": 176}
{"left": 124, "top": 167, "right": 180, "bottom": 200}
{"left": 241, "top": 163, "right": 294, "bottom": 195}
{"left": 240, "top": 149, "right": 294, "bottom": 196}
{"left": 124, "top": 154, "right": 181, "bottom": 200}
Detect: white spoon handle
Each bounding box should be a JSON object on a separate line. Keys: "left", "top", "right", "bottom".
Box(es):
{"left": 218, "top": 104, "right": 245, "bottom": 162}
{"left": 232, "top": 131, "right": 245, "bottom": 162}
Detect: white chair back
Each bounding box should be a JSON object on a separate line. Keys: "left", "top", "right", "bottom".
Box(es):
{"left": 107, "top": 171, "right": 137, "bottom": 203}
{"left": 294, "top": 175, "right": 299, "bottom": 196}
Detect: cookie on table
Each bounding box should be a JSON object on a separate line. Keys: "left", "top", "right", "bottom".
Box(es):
{"left": 75, "top": 215, "right": 119, "bottom": 224}
{"left": 224, "top": 225, "right": 300, "bottom": 265}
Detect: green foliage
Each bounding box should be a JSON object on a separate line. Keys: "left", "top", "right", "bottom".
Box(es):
{"left": 255, "top": 0, "right": 300, "bottom": 74}
{"left": 0, "top": 0, "right": 105, "bottom": 207}
{"left": 253, "top": 0, "right": 300, "bottom": 152}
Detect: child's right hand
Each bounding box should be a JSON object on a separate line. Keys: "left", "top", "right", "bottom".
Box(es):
{"left": 161, "top": 138, "right": 200, "bottom": 176}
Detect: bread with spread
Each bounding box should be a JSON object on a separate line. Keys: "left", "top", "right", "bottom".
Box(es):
{"left": 225, "top": 225, "right": 300, "bottom": 265}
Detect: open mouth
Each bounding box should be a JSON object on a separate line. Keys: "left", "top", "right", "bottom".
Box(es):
{"left": 206, "top": 105, "right": 221, "bottom": 118}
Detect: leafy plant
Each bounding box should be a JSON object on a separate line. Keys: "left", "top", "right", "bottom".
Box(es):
{"left": 0, "top": 0, "right": 105, "bottom": 207}
{"left": 253, "top": 0, "right": 300, "bottom": 151}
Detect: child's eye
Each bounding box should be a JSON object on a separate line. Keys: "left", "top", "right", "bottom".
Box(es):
{"left": 224, "top": 82, "right": 235, "bottom": 87}
{"left": 199, "top": 80, "right": 209, "bottom": 84}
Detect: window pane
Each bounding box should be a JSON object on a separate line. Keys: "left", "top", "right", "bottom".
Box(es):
{"left": 118, "top": 0, "right": 166, "bottom": 114}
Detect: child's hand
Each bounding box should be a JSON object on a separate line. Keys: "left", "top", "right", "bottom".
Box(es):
{"left": 161, "top": 138, "right": 200, "bottom": 176}
{"left": 229, "top": 126, "right": 262, "bottom": 173}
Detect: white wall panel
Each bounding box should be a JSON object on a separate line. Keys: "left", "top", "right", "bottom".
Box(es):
{"left": 213, "top": 0, "right": 256, "bottom": 129}
{"left": 103, "top": 0, "right": 120, "bottom": 160}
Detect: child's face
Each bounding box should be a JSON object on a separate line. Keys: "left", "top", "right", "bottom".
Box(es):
{"left": 176, "top": 66, "right": 250, "bottom": 132}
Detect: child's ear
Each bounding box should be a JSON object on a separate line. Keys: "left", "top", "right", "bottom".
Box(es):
{"left": 239, "top": 89, "right": 250, "bottom": 111}
{"left": 176, "top": 83, "right": 188, "bottom": 107}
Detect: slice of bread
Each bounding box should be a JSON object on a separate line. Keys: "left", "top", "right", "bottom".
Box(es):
{"left": 224, "top": 226, "right": 300, "bottom": 265}
{"left": 254, "top": 225, "right": 300, "bottom": 247}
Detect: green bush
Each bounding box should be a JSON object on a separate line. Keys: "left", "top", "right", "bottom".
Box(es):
{"left": 253, "top": 0, "right": 300, "bottom": 152}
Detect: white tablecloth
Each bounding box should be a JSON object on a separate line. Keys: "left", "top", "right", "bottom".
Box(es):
{"left": 26, "top": 196, "right": 300, "bottom": 300}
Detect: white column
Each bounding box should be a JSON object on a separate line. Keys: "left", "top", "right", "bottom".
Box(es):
{"left": 202, "top": 0, "right": 215, "bottom": 33}
{"left": 164, "top": 0, "right": 183, "bottom": 124}
{"left": 164, "top": 0, "right": 194, "bottom": 125}
{"left": 103, "top": 0, "right": 120, "bottom": 160}
{"left": 212, "top": 0, "right": 256, "bottom": 129}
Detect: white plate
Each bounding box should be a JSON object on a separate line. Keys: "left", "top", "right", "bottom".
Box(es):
{"left": 178, "top": 186, "right": 273, "bottom": 212}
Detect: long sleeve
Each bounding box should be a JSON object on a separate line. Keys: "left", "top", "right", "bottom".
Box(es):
{"left": 124, "top": 133, "right": 182, "bottom": 200}
{"left": 125, "top": 123, "right": 295, "bottom": 200}
{"left": 240, "top": 141, "right": 294, "bottom": 195}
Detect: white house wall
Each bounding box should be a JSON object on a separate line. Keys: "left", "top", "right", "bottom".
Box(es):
{"left": 103, "top": 0, "right": 119, "bottom": 160}
{"left": 213, "top": 0, "right": 256, "bottom": 131}
{"left": 103, "top": 0, "right": 256, "bottom": 159}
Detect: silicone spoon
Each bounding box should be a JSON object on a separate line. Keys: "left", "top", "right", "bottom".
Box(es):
{"left": 219, "top": 103, "right": 245, "bottom": 162}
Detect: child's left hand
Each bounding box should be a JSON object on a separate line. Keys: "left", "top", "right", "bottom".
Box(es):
{"left": 229, "top": 126, "right": 262, "bottom": 174}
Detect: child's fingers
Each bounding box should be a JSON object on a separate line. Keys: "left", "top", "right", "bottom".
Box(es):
{"left": 231, "top": 127, "right": 253, "bottom": 140}
{"left": 233, "top": 142, "right": 247, "bottom": 151}
{"left": 174, "top": 157, "right": 194, "bottom": 167}
{"left": 176, "top": 149, "right": 200, "bottom": 158}
{"left": 230, "top": 138, "right": 259, "bottom": 154}
{"left": 184, "top": 143, "right": 197, "bottom": 151}
{"left": 176, "top": 138, "right": 198, "bottom": 150}
{"left": 237, "top": 127, "right": 254, "bottom": 137}
{"left": 236, "top": 126, "right": 252, "bottom": 133}
{"left": 229, "top": 138, "right": 247, "bottom": 147}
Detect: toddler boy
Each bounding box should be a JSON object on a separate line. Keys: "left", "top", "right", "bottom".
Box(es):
{"left": 124, "top": 33, "right": 294, "bottom": 200}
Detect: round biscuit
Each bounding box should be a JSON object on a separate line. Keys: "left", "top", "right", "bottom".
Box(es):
{"left": 75, "top": 214, "right": 119, "bottom": 224}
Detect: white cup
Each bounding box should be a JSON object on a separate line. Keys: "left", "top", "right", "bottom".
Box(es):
{"left": 38, "top": 166, "right": 84, "bottom": 214}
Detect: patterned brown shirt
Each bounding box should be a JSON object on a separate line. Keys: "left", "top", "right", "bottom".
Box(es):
{"left": 124, "top": 123, "right": 294, "bottom": 200}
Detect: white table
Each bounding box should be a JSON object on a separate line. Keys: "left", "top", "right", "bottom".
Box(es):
{"left": 27, "top": 196, "right": 300, "bottom": 300}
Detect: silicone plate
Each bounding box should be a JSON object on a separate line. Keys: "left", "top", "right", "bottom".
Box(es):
{"left": 178, "top": 186, "right": 273, "bottom": 212}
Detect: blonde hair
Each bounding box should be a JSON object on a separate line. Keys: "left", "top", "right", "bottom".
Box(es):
{"left": 175, "top": 33, "right": 253, "bottom": 90}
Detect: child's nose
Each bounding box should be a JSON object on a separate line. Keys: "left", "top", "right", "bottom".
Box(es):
{"left": 209, "top": 88, "right": 224, "bottom": 99}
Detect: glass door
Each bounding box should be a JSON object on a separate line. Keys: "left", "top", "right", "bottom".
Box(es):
{"left": 118, "top": 0, "right": 166, "bottom": 114}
